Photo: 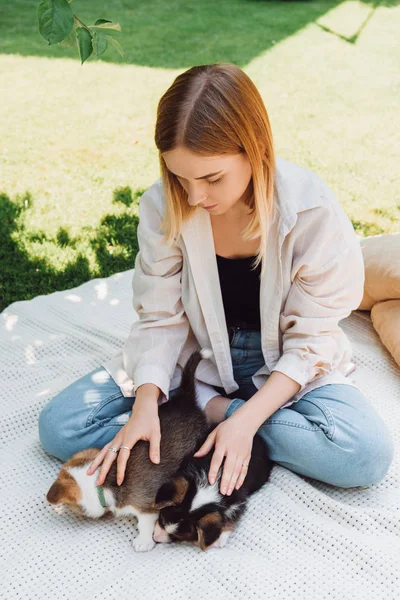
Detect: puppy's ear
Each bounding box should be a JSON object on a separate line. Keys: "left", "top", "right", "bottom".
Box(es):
{"left": 47, "top": 481, "right": 65, "bottom": 505}
{"left": 46, "top": 469, "right": 81, "bottom": 505}
{"left": 197, "top": 512, "right": 223, "bottom": 551}
{"left": 154, "top": 475, "right": 189, "bottom": 509}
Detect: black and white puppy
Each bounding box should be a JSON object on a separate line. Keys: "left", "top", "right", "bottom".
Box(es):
{"left": 153, "top": 432, "right": 273, "bottom": 551}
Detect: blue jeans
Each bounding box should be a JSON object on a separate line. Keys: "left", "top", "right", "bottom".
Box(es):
{"left": 38, "top": 328, "right": 395, "bottom": 488}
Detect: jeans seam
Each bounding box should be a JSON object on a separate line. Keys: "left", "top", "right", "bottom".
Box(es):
{"left": 297, "top": 397, "right": 336, "bottom": 440}
{"left": 86, "top": 391, "right": 125, "bottom": 427}
{"left": 259, "top": 420, "right": 323, "bottom": 432}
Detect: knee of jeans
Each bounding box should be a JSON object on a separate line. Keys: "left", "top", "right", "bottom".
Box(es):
{"left": 38, "top": 400, "right": 73, "bottom": 463}
{"left": 339, "top": 424, "right": 395, "bottom": 488}
{"left": 361, "top": 428, "right": 395, "bottom": 487}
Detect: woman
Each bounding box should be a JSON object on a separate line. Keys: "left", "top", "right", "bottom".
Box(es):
{"left": 39, "top": 63, "right": 394, "bottom": 498}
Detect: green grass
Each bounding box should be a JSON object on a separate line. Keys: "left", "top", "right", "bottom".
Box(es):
{"left": 1, "top": 0, "right": 399, "bottom": 311}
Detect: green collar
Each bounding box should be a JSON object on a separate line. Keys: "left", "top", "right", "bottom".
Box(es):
{"left": 96, "top": 485, "right": 108, "bottom": 508}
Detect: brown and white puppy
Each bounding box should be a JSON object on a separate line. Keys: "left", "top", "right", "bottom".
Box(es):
{"left": 152, "top": 432, "right": 273, "bottom": 551}
{"left": 46, "top": 348, "right": 216, "bottom": 552}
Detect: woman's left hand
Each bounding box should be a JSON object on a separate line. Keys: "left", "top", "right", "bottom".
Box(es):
{"left": 193, "top": 415, "right": 255, "bottom": 495}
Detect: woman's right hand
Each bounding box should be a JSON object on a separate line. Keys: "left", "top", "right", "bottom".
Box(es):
{"left": 86, "top": 399, "right": 161, "bottom": 487}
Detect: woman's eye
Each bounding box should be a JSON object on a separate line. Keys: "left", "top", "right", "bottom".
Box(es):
{"left": 209, "top": 178, "right": 222, "bottom": 186}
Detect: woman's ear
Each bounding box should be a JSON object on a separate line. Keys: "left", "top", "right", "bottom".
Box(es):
{"left": 153, "top": 475, "right": 189, "bottom": 509}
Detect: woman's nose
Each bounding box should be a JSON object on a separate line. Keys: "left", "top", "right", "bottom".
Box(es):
{"left": 185, "top": 182, "right": 208, "bottom": 207}
{"left": 187, "top": 193, "right": 208, "bottom": 207}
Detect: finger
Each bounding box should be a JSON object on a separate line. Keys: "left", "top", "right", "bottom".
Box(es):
{"left": 220, "top": 452, "right": 238, "bottom": 495}
{"left": 235, "top": 462, "right": 249, "bottom": 490}
{"left": 208, "top": 445, "right": 226, "bottom": 486}
{"left": 97, "top": 444, "right": 119, "bottom": 485}
{"left": 86, "top": 442, "right": 113, "bottom": 475}
{"left": 149, "top": 432, "right": 161, "bottom": 464}
{"left": 193, "top": 431, "right": 216, "bottom": 458}
{"left": 116, "top": 447, "right": 132, "bottom": 486}
{"left": 226, "top": 457, "right": 247, "bottom": 495}
{"left": 86, "top": 444, "right": 111, "bottom": 475}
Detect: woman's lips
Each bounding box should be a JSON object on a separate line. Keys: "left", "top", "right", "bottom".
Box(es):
{"left": 204, "top": 204, "right": 217, "bottom": 210}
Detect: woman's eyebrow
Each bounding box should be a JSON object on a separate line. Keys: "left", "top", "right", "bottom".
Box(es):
{"left": 195, "top": 170, "right": 223, "bottom": 180}
{"left": 172, "top": 169, "right": 224, "bottom": 180}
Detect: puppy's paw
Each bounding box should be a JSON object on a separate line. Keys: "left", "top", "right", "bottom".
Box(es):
{"left": 211, "top": 530, "right": 232, "bottom": 549}
{"left": 132, "top": 536, "right": 156, "bottom": 552}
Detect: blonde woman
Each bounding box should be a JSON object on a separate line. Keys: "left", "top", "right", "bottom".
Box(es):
{"left": 39, "top": 63, "right": 394, "bottom": 498}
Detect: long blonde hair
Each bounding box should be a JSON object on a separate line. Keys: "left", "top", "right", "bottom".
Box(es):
{"left": 154, "top": 63, "right": 277, "bottom": 276}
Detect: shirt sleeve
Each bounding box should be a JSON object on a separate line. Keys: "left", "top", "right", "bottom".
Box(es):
{"left": 122, "top": 182, "right": 190, "bottom": 400}
{"left": 271, "top": 193, "right": 365, "bottom": 392}
{"left": 195, "top": 380, "right": 220, "bottom": 411}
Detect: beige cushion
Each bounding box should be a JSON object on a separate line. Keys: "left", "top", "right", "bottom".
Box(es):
{"left": 355, "top": 232, "right": 400, "bottom": 369}
{"left": 371, "top": 300, "right": 400, "bottom": 368}
{"left": 357, "top": 233, "right": 400, "bottom": 310}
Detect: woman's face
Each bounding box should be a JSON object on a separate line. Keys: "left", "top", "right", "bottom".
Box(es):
{"left": 161, "top": 146, "right": 253, "bottom": 219}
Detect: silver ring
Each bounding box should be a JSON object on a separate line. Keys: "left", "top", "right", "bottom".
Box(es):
{"left": 108, "top": 447, "right": 119, "bottom": 454}
{"left": 120, "top": 446, "right": 131, "bottom": 451}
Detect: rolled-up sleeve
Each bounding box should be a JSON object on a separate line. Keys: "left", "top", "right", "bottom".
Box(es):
{"left": 122, "top": 182, "right": 190, "bottom": 400}
{"left": 271, "top": 194, "right": 365, "bottom": 392}
{"left": 194, "top": 380, "right": 220, "bottom": 411}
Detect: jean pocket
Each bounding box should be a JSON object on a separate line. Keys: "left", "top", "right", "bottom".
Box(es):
{"left": 291, "top": 395, "right": 336, "bottom": 441}
{"left": 232, "top": 352, "right": 265, "bottom": 383}
{"left": 230, "top": 347, "right": 248, "bottom": 366}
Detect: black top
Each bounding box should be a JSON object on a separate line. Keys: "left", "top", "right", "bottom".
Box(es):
{"left": 216, "top": 253, "right": 261, "bottom": 330}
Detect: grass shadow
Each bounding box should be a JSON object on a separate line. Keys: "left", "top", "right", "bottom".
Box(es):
{"left": 2, "top": 0, "right": 398, "bottom": 68}
{"left": 0, "top": 191, "right": 140, "bottom": 312}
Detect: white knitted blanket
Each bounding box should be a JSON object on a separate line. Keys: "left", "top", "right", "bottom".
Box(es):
{"left": 1, "top": 270, "right": 399, "bottom": 600}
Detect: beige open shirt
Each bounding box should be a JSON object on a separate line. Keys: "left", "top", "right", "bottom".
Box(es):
{"left": 102, "top": 157, "right": 365, "bottom": 410}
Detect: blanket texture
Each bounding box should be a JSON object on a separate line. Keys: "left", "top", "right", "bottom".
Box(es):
{"left": 1, "top": 270, "right": 399, "bottom": 600}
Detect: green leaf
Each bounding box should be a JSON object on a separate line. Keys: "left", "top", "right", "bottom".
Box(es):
{"left": 38, "top": 0, "right": 74, "bottom": 45}
{"left": 92, "top": 31, "right": 108, "bottom": 57}
{"left": 94, "top": 19, "right": 112, "bottom": 26}
{"left": 59, "top": 20, "right": 78, "bottom": 48}
{"left": 105, "top": 35, "right": 124, "bottom": 57}
{"left": 90, "top": 22, "right": 121, "bottom": 33}
{"left": 76, "top": 27, "right": 93, "bottom": 64}
{"left": 58, "top": 28, "right": 77, "bottom": 48}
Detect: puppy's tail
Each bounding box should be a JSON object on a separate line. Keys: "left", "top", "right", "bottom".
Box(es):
{"left": 170, "top": 348, "right": 214, "bottom": 412}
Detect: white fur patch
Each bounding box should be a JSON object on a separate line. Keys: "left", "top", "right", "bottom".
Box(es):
{"left": 224, "top": 503, "right": 241, "bottom": 519}
{"left": 66, "top": 465, "right": 158, "bottom": 552}
{"left": 67, "top": 466, "right": 105, "bottom": 519}
{"left": 165, "top": 522, "right": 179, "bottom": 535}
{"left": 112, "top": 504, "right": 142, "bottom": 518}
{"left": 190, "top": 478, "right": 220, "bottom": 512}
